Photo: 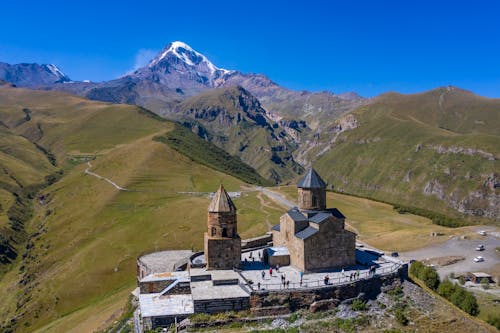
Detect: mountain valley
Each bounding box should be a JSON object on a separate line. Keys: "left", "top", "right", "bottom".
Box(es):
{"left": 0, "top": 40, "right": 498, "bottom": 333}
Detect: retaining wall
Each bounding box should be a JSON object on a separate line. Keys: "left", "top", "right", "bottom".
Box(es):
{"left": 250, "top": 264, "right": 407, "bottom": 311}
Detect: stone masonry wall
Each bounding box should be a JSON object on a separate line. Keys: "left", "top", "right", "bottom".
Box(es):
{"left": 241, "top": 233, "right": 273, "bottom": 249}
{"left": 207, "top": 212, "right": 237, "bottom": 238}
{"left": 250, "top": 265, "right": 408, "bottom": 311}
{"left": 303, "top": 220, "right": 356, "bottom": 271}
{"left": 298, "top": 188, "right": 326, "bottom": 211}
{"left": 139, "top": 280, "right": 174, "bottom": 294}
{"left": 204, "top": 233, "right": 241, "bottom": 270}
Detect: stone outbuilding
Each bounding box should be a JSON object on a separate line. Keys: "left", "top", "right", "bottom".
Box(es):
{"left": 271, "top": 168, "right": 356, "bottom": 272}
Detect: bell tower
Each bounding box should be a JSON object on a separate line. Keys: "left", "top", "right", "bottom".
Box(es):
{"left": 297, "top": 168, "right": 327, "bottom": 211}
{"left": 204, "top": 185, "right": 241, "bottom": 270}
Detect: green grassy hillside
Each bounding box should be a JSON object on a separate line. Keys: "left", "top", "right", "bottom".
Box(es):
{"left": 174, "top": 86, "right": 303, "bottom": 183}
{"left": 310, "top": 87, "right": 499, "bottom": 222}
{"left": 0, "top": 86, "right": 279, "bottom": 333}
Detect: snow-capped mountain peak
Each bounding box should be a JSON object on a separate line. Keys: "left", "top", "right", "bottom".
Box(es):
{"left": 148, "top": 41, "right": 232, "bottom": 79}
{"left": 44, "top": 64, "right": 67, "bottom": 79}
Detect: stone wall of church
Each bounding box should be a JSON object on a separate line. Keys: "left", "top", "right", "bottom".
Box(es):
{"left": 302, "top": 226, "right": 356, "bottom": 271}
{"left": 298, "top": 188, "right": 326, "bottom": 210}
{"left": 204, "top": 233, "right": 241, "bottom": 270}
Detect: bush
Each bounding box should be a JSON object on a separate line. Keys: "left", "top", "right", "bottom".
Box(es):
{"left": 449, "top": 286, "right": 479, "bottom": 316}
{"left": 351, "top": 299, "right": 368, "bottom": 311}
{"left": 409, "top": 261, "right": 425, "bottom": 277}
{"left": 450, "top": 287, "right": 467, "bottom": 307}
{"left": 388, "top": 286, "right": 404, "bottom": 298}
{"left": 458, "top": 276, "right": 466, "bottom": 285}
{"left": 420, "top": 266, "right": 440, "bottom": 290}
{"left": 480, "top": 278, "right": 490, "bottom": 289}
{"left": 460, "top": 293, "right": 479, "bottom": 316}
{"left": 437, "top": 279, "right": 456, "bottom": 299}
{"left": 394, "top": 308, "right": 408, "bottom": 326}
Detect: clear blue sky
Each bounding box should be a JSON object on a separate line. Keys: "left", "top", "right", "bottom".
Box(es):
{"left": 1, "top": 0, "right": 499, "bottom": 97}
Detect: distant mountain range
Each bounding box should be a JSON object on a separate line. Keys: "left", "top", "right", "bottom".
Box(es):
{"left": 0, "top": 42, "right": 498, "bottom": 220}
{"left": 0, "top": 62, "right": 70, "bottom": 87}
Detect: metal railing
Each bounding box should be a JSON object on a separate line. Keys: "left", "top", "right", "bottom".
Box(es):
{"left": 251, "top": 263, "right": 402, "bottom": 291}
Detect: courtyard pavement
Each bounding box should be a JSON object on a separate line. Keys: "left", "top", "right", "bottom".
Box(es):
{"left": 239, "top": 247, "right": 402, "bottom": 291}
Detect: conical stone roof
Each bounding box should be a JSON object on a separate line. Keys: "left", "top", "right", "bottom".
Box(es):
{"left": 208, "top": 185, "right": 237, "bottom": 213}
{"left": 297, "top": 168, "right": 327, "bottom": 189}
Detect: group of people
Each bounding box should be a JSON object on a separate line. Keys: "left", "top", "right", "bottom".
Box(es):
{"left": 280, "top": 273, "right": 290, "bottom": 288}
{"left": 347, "top": 270, "right": 360, "bottom": 281}
{"left": 256, "top": 261, "right": 378, "bottom": 290}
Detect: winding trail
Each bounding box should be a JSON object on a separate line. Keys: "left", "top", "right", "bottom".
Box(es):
{"left": 81, "top": 163, "right": 297, "bottom": 209}
{"left": 254, "top": 186, "right": 295, "bottom": 209}
{"left": 84, "top": 161, "right": 129, "bottom": 191}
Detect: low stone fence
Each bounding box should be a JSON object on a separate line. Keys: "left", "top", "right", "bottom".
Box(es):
{"left": 241, "top": 233, "right": 273, "bottom": 250}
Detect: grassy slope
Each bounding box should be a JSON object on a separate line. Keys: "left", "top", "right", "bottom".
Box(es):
{"left": 153, "top": 123, "right": 271, "bottom": 186}
{"left": 176, "top": 86, "right": 303, "bottom": 183}
{"left": 312, "top": 87, "right": 499, "bottom": 222}
{"left": 0, "top": 87, "right": 282, "bottom": 333}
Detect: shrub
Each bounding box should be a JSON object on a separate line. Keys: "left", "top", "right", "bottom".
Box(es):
{"left": 420, "top": 266, "right": 440, "bottom": 290}
{"left": 449, "top": 272, "right": 455, "bottom": 279}
{"left": 458, "top": 276, "right": 466, "bottom": 285}
{"left": 388, "top": 286, "right": 404, "bottom": 298}
{"left": 394, "top": 308, "right": 408, "bottom": 326}
{"left": 459, "top": 293, "right": 479, "bottom": 316}
{"left": 449, "top": 286, "right": 479, "bottom": 316}
{"left": 437, "top": 279, "right": 456, "bottom": 299}
{"left": 351, "top": 299, "right": 368, "bottom": 311}
{"left": 409, "top": 261, "right": 424, "bottom": 277}
{"left": 480, "top": 278, "right": 490, "bottom": 289}
{"left": 450, "top": 287, "right": 467, "bottom": 307}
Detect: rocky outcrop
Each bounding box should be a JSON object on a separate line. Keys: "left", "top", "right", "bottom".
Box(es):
{"left": 423, "top": 174, "right": 500, "bottom": 219}
{"left": 426, "top": 144, "right": 497, "bottom": 161}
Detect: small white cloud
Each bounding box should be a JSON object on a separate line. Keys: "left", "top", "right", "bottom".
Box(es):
{"left": 121, "top": 48, "right": 158, "bottom": 77}
{"left": 133, "top": 48, "right": 158, "bottom": 70}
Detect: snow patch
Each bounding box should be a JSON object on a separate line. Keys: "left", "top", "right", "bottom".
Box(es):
{"left": 45, "top": 64, "right": 66, "bottom": 78}
{"left": 148, "top": 41, "right": 233, "bottom": 79}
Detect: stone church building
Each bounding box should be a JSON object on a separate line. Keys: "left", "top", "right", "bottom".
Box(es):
{"left": 271, "top": 168, "right": 356, "bottom": 272}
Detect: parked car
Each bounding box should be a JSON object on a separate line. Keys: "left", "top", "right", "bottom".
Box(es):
{"left": 478, "top": 230, "right": 487, "bottom": 236}
{"left": 476, "top": 244, "right": 485, "bottom": 251}
{"left": 391, "top": 252, "right": 399, "bottom": 257}
{"left": 473, "top": 256, "right": 484, "bottom": 263}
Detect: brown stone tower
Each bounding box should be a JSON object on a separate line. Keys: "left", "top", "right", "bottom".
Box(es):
{"left": 297, "top": 168, "right": 327, "bottom": 211}
{"left": 204, "top": 185, "right": 241, "bottom": 270}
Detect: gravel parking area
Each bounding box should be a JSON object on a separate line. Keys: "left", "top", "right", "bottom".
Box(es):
{"left": 400, "top": 226, "right": 500, "bottom": 278}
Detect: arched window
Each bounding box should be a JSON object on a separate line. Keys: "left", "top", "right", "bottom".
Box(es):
{"left": 222, "top": 228, "right": 228, "bottom": 237}
{"left": 211, "top": 227, "right": 216, "bottom": 236}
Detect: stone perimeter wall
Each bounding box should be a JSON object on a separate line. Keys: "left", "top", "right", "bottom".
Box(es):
{"left": 250, "top": 264, "right": 408, "bottom": 311}
{"left": 241, "top": 233, "right": 273, "bottom": 250}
